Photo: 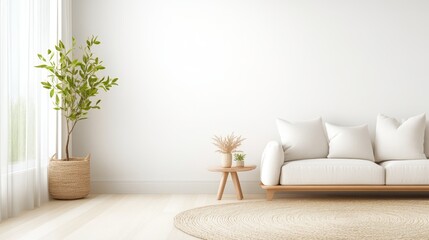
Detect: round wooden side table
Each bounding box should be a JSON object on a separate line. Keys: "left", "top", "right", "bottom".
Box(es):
{"left": 208, "top": 165, "right": 256, "bottom": 200}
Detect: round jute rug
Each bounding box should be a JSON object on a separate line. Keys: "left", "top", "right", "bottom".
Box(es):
{"left": 174, "top": 198, "right": 429, "bottom": 240}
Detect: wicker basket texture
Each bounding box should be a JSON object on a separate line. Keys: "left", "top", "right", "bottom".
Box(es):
{"left": 48, "top": 155, "right": 90, "bottom": 200}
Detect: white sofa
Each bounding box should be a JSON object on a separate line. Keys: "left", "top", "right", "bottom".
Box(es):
{"left": 260, "top": 114, "right": 429, "bottom": 200}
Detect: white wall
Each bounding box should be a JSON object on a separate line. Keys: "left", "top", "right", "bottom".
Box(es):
{"left": 72, "top": 0, "right": 429, "bottom": 193}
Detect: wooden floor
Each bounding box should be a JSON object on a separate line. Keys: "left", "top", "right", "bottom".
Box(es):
{"left": 0, "top": 194, "right": 265, "bottom": 240}
{"left": 3, "top": 192, "right": 428, "bottom": 240}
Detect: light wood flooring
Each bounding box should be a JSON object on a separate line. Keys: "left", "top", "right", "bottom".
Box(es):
{"left": 0, "top": 194, "right": 265, "bottom": 240}
{"left": 3, "top": 192, "right": 428, "bottom": 240}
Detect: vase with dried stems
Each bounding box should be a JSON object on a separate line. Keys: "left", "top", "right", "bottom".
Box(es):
{"left": 212, "top": 133, "right": 245, "bottom": 168}
{"left": 36, "top": 36, "right": 118, "bottom": 199}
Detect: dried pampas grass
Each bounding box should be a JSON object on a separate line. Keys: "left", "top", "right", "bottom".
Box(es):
{"left": 212, "top": 133, "right": 245, "bottom": 154}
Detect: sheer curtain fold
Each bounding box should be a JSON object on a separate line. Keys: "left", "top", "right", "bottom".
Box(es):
{"left": 0, "top": 0, "right": 65, "bottom": 220}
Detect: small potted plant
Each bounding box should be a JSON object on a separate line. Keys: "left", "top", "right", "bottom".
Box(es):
{"left": 234, "top": 153, "right": 246, "bottom": 167}
{"left": 212, "top": 133, "right": 245, "bottom": 168}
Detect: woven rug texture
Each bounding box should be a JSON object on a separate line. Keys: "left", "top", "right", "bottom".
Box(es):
{"left": 174, "top": 198, "right": 429, "bottom": 240}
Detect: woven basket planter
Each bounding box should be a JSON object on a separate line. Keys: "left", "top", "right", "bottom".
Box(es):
{"left": 48, "top": 155, "right": 90, "bottom": 200}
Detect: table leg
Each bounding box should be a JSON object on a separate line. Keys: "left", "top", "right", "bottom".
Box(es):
{"left": 217, "top": 172, "right": 229, "bottom": 200}
{"left": 231, "top": 172, "right": 243, "bottom": 200}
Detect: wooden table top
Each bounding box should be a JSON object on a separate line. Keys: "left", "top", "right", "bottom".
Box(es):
{"left": 208, "top": 165, "right": 257, "bottom": 172}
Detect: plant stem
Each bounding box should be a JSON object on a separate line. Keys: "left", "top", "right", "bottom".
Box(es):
{"left": 65, "top": 120, "right": 77, "bottom": 161}
{"left": 65, "top": 132, "right": 70, "bottom": 161}
{"left": 65, "top": 118, "right": 70, "bottom": 160}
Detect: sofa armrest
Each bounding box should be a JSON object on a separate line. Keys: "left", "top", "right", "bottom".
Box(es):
{"left": 260, "top": 141, "right": 284, "bottom": 186}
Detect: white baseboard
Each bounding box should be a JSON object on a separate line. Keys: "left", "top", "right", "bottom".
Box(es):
{"left": 91, "top": 180, "right": 264, "bottom": 194}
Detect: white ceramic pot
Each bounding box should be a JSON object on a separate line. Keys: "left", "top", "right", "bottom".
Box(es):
{"left": 221, "top": 153, "right": 232, "bottom": 168}
{"left": 235, "top": 161, "right": 244, "bottom": 167}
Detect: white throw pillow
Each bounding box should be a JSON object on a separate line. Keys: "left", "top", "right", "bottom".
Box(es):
{"left": 276, "top": 117, "right": 329, "bottom": 161}
{"left": 325, "top": 123, "right": 374, "bottom": 161}
{"left": 374, "top": 114, "right": 426, "bottom": 162}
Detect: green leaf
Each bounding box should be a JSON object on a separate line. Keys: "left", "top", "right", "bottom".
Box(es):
{"left": 50, "top": 89, "right": 54, "bottom": 98}
{"left": 69, "top": 115, "right": 76, "bottom": 121}
{"left": 55, "top": 73, "right": 63, "bottom": 80}
{"left": 65, "top": 48, "right": 72, "bottom": 56}
{"left": 41, "top": 81, "right": 49, "bottom": 86}
{"left": 35, "top": 64, "right": 48, "bottom": 68}
{"left": 37, "top": 54, "right": 45, "bottom": 61}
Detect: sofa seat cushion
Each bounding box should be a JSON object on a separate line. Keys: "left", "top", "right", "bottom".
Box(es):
{"left": 381, "top": 160, "right": 429, "bottom": 185}
{"left": 280, "top": 159, "right": 385, "bottom": 185}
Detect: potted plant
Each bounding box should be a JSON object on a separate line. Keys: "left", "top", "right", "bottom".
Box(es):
{"left": 234, "top": 153, "right": 246, "bottom": 167}
{"left": 36, "top": 36, "right": 118, "bottom": 199}
{"left": 212, "top": 133, "right": 245, "bottom": 168}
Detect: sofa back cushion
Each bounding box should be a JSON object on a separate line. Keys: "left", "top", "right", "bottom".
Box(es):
{"left": 276, "top": 117, "right": 329, "bottom": 161}
{"left": 326, "top": 123, "right": 374, "bottom": 161}
{"left": 375, "top": 113, "right": 426, "bottom": 162}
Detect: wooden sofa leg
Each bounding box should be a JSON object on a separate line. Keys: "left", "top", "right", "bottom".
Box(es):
{"left": 266, "top": 190, "right": 275, "bottom": 201}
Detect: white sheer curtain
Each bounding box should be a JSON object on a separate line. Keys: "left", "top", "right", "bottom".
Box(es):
{"left": 0, "top": 0, "right": 63, "bottom": 220}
